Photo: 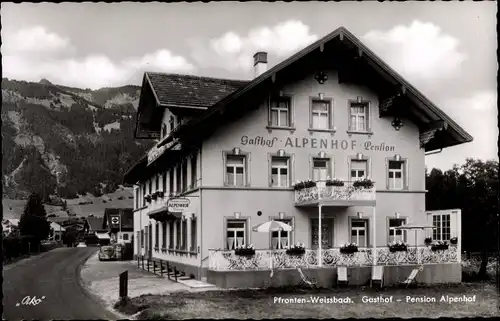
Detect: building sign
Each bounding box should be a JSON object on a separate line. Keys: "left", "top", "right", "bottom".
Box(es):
{"left": 167, "top": 198, "right": 191, "bottom": 213}
{"left": 240, "top": 135, "right": 396, "bottom": 152}
{"left": 147, "top": 144, "right": 167, "bottom": 166}
{"left": 110, "top": 215, "right": 120, "bottom": 228}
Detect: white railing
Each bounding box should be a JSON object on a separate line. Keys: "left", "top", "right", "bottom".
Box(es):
{"left": 294, "top": 181, "right": 376, "bottom": 204}
{"left": 208, "top": 246, "right": 459, "bottom": 271}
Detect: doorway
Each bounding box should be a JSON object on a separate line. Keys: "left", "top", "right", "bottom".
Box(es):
{"left": 310, "top": 218, "right": 334, "bottom": 249}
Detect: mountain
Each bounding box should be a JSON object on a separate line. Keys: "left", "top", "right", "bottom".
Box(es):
{"left": 2, "top": 78, "right": 154, "bottom": 201}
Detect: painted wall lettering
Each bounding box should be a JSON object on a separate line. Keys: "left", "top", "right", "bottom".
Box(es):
{"left": 240, "top": 135, "right": 395, "bottom": 152}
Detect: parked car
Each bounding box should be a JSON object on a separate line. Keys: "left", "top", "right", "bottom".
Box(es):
{"left": 98, "top": 245, "right": 116, "bottom": 261}
{"left": 76, "top": 242, "right": 87, "bottom": 248}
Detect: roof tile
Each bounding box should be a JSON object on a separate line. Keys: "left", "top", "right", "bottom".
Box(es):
{"left": 146, "top": 72, "right": 249, "bottom": 108}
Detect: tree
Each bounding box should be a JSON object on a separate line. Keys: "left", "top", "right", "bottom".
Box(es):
{"left": 18, "top": 193, "right": 51, "bottom": 246}
{"left": 426, "top": 158, "right": 499, "bottom": 279}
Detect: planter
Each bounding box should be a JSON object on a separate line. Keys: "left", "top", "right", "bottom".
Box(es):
{"left": 235, "top": 249, "right": 255, "bottom": 256}
{"left": 157, "top": 191, "right": 165, "bottom": 198}
{"left": 352, "top": 179, "right": 374, "bottom": 189}
{"left": 326, "top": 180, "right": 344, "bottom": 187}
{"left": 450, "top": 238, "right": 458, "bottom": 245}
{"left": 152, "top": 193, "right": 158, "bottom": 200}
{"left": 294, "top": 181, "right": 316, "bottom": 191}
{"left": 340, "top": 247, "right": 358, "bottom": 254}
{"left": 431, "top": 244, "right": 449, "bottom": 251}
{"left": 286, "top": 248, "right": 305, "bottom": 256}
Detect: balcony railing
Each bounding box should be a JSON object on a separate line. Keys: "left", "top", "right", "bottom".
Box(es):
{"left": 294, "top": 181, "right": 376, "bottom": 205}
{"left": 208, "top": 246, "right": 459, "bottom": 271}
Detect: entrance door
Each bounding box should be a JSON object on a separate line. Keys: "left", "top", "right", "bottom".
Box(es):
{"left": 148, "top": 224, "right": 153, "bottom": 260}
{"left": 310, "top": 218, "right": 333, "bottom": 249}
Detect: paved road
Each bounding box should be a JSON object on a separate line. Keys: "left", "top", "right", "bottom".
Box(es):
{"left": 3, "top": 247, "right": 119, "bottom": 321}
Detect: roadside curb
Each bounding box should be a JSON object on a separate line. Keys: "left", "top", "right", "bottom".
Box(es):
{"left": 78, "top": 250, "right": 133, "bottom": 320}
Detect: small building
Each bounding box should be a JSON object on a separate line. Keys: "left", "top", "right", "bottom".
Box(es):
{"left": 103, "top": 208, "right": 134, "bottom": 244}
{"left": 125, "top": 26, "right": 472, "bottom": 287}
{"left": 86, "top": 216, "right": 110, "bottom": 245}
{"left": 49, "top": 222, "right": 66, "bottom": 241}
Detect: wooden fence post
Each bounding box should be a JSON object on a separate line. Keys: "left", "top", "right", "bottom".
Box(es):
{"left": 119, "top": 271, "right": 128, "bottom": 301}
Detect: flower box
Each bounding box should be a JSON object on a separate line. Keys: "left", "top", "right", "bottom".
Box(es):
{"left": 285, "top": 243, "right": 306, "bottom": 256}
{"left": 352, "top": 178, "right": 374, "bottom": 189}
{"left": 450, "top": 237, "right": 458, "bottom": 245}
{"left": 157, "top": 191, "right": 165, "bottom": 198}
{"left": 388, "top": 241, "right": 408, "bottom": 252}
{"left": 234, "top": 244, "right": 255, "bottom": 256}
{"left": 151, "top": 192, "right": 158, "bottom": 200}
{"left": 424, "top": 237, "right": 432, "bottom": 245}
{"left": 431, "top": 241, "right": 449, "bottom": 251}
{"left": 293, "top": 180, "right": 316, "bottom": 191}
{"left": 340, "top": 243, "right": 358, "bottom": 254}
{"left": 145, "top": 195, "right": 152, "bottom": 202}
{"left": 326, "top": 179, "right": 344, "bottom": 187}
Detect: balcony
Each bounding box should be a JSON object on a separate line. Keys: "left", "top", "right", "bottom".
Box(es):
{"left": 294, "top": 180, "right": 376, "bottom": 207}
{"left": 208, "top": 246, "right": 459, "bottom": 271}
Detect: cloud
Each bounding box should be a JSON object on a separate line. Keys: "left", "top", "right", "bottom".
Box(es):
{"left": 2, "top": 26, "right": 196, "bottom": 89}
{"left": 427, "top": 90, "right": 498, "bottom": 170}
{"left": 363, "top": 21, "right": 467, "bottom": 85}
{"left": 190, "top": 20, "right": 318, "bottom": 72}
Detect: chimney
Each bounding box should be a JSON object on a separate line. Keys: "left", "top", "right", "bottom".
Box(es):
{"left": 253, "top": 52, "right": 268, "bottom": 78}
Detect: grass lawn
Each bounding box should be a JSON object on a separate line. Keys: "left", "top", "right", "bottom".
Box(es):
{"left": 115, "top": 282, "right": 499, "bottom": 319}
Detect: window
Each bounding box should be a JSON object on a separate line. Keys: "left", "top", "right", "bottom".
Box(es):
{"left": 226, "top": 155, "right": 246, "bottom": 186}
{"left": 162, "top": 222, "right": 167, "bottom": 249}
{"left": 388, "top": 218, "right": 407, "bottom": 243}
{"left": 226, "top": 220, "right": 246, "bottom": 250}
{"left": 388, "top": 160, "right": 405, "bottom": 190}
{"left": 350, "top": 160, "right": 367, "bottom": 181}
{"left": 176, "top": 166, "right": 182, "bottom": 194}
{"left": 271, "top": 157, "right": 289, "bottom": 187}
{"left": 148, "top": 180, "right": 152, "bottom": 195}
{"left": 169, "top": 116, "right": 174, "bottom": 133}
{"left": 135, "top": 189, "right": 139, "bottom": 209}
{"left": 176, "top": 220, "right": 181, "bottom": 249}
{"left": 142, "top": 184, "right": 146, "bottom": 206}
{"left": 311, "top": 100, "right": 331, "bottom": 130}
{"left": 141, "top": 229, "right": 144, "bottom": 248}
{"left": 123, "top": 233, "right": 129, "bottom": 241}
{"left": 156, "top": 174, "right": 160, "bottom": 192}
{"left": 349, "top": 102, "right": 369, "bottom": 132}
{"left": 169, "top": 222, "right": 174, "bottom": 249}
{"left": 181, "top": 220, "right": 187, "bottom": 251}
{"left": 155, "top": 223, "right": 159, "bottom": 248}
{"left": 351, "top": 219, "right": 367, "bottom": 247}
{"left": 271, "top": 219, "right": 292, "bottom": 249}
{"left": 163, "top": 171, "right": 167, "bottom": 193}
{"left": 433, "top": 214, "right": 451, "bottom": 241}
{"left": 191, "top": 154, "right": 197, "bottom": 188}
{"left": 269, "top": 97, "right": 291, "bottom": 127}
{"left": 312, "top": 158, "right": 330, "bottom": 181}
{"left": 182, "top": 161, "right": 188, "bottom": 192}
{"left": 191, "top": 219, "right": 197, "bottom": 252}
{"left": 161, "top": 123, "right": 167, "bottom": 139}
{"left": 169, "top": 170, "right": 174, "bottom": 194}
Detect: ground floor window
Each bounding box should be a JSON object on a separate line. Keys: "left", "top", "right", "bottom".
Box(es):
{"left": 176, "top": 220, "right": 181, "bottom": 250}
{"left": 181, "top": 220, "right": 188, "bottom": 251}
{"left": 351, "top": 219, "right": 367, "bottom": 247}
{"left": 123, "top": 233, "right": 129, "bottom": 241}
{"left": 155, "top": 223, "right": 159, "bottom": 248}
{"left": 162, "top": 222, "right": 167, "bottom": 249}
{"left": 226, "top": 220, "right": 246, "bottom": 250}
{"left": 388, "top": 218, "right": 407, "bottom": 243}
{"left": 169, "top": 222, "right": 174, "bottom": 249}
{"left": 311, "top": 218, "right": 333, "bottom": 249}
{"left": 191, "top": 219, "right": 197, "bottom": 252}
{"left": 432, "top": 214, "right": 451, "bottom": 241}
{"left": 271, "top": 219, "right": 292, "bottom": 249}
{"left": 140, "top": 229, "right": 144, "bottom": 248}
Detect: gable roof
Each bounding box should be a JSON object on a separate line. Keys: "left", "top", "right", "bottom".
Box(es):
{"left": 103, "top": 208, "right": 133, "bottom": 229}
{"left": 86, "top": 216, "right": 106, "bottom": 232}
{"left": 145, "top": 72, "right": 249, "bottom": 109}
{"left": 171, "top": 26, "right": 472, "bottom": 149}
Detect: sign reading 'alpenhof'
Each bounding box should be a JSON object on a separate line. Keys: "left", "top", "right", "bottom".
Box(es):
{"left": 240, "top": 135, "right": 396, "bottom": 152}
{"left": 167, "top": 198, "right": 191, "bottom": 213}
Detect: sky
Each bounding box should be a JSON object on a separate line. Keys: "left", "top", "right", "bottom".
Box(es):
{"left": 1, "top": 2, "right": 497, "bottom": 171}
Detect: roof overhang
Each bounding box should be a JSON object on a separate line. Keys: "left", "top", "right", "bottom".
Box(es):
{"left": 173, "top": 27, "right": 472, "bottom": 152}
{"left": 123, "top": 148, "right": 183, "bottom": 184}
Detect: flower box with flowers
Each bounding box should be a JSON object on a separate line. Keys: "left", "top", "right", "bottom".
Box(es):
{"left": 234, "top": 244, "right": 255, "bottom": 256}
{"left": 152, "top": 192, "right": 158, "bottom": 200}
{"left": 340, "top": 243, "right": 358, "bottom": 254}
{"left": 293, "top": 180, "right": 316, "bottom": 191}
{"left": 145, "top": 195, "right": 152, "bottom": 202}
{"left": 424, "top": 237, "right": 432, "bottom": 245}
{"left": 450, "top": 237, "right": 458, "bottom": 245}
{"left": 388, "top": 241, "right": 408, "bottom": 252}
{"left": 431, "top": 241, "right": 449, "bottom": 251}
{"left": 352, "top": 178, "right": 374, "bottom": 189}
{"left": 285, "top": 243, "right": 305, "bottom": 256}
{"left": 326, "top": 179, "right": 344, "bottom": 187}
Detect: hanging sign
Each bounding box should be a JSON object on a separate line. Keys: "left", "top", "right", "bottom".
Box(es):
{"left": 167, "top": 198, "right": 191, "bottom": 213}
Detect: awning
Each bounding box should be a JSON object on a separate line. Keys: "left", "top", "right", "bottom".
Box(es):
{"left": 96, "top": 232, "right": 111, "bottom": 240}
{"left": 149, "top": 208, "right": 183, "bottom": 221}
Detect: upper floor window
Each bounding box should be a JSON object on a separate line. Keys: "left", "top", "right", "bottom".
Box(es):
{"left": 191, "top": 154, "right": 197, "bottom": 189}
{"left": 269, "top": 96, "right": 291, "bottom": 127}
{"left": 169, "top": 116, "right": 174, "bottom": 132}
{"left": 226, "top": 155, "right": 246, "bottom": 187}
{"left": 182, "top": 161, "right": 188, "bottom": 192}
{"left": 312, "top": 158, "right": 330, "bottom": 181}
{"left": 271, "top": 157, "right": 289, "bottom": 187}
{"left": 135, "top": 188, "right": 139, "bottom": 209}
{"left": 432, "top": 214, "right": 450, "bottom": 241}
{"left": 388, "top": 160, "right": 405, "bottom": 190}
{"left": 310, "top": 99, "right": 332, "bottom": 130}
{"left": 350, "top": 160, "right": 368, "bottom": 181}
{"left": 169, "top": 170, "right": 174, "bottom": 194}
{"left": 349, "top": 102, "right": 370, "bottom": 132}
{"left": 142, "top": 184, "right": 146, "bottom": 206}
{"left": 155, "top": 174, "right": 160, "bottom": 192}
{"left": 148, "top": 179, "right": 152, "bottom": 195}
{"left": 176, "top": 165, "right": 182, "bottom": 193}
{"left": 163, "top": 171, "right": 167, "bottom": 193}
